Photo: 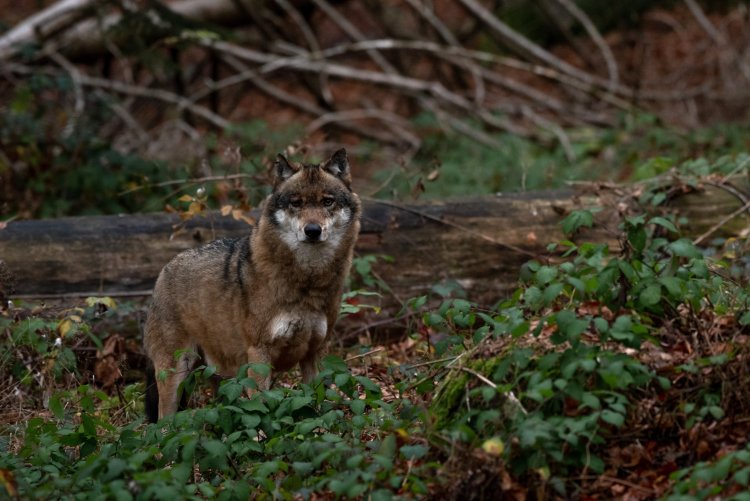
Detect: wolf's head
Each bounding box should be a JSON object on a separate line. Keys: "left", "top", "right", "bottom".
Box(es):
{"left": 265, "top": 149, "right": 360, "bottom": 259}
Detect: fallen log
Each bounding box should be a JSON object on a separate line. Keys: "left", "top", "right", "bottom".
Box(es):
{"left": 0, "top": 187, "right": 746, "bottom": 304}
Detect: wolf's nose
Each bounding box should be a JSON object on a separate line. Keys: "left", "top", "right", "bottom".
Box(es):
{"left": 304, "top": 223, "right": 322, "bottom": 241}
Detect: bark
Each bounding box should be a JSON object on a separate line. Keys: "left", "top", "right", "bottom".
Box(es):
{"left": 1, "top": 187, "right": 745, "bottom": 303}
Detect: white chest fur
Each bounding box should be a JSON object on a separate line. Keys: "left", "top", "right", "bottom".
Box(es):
{"left": 269, "top": 312, "right": 328, "bottom": 341}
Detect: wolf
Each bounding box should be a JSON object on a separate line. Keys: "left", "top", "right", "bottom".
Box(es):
{"left": 144, "top": 149, "right": 361, "bottom": 422}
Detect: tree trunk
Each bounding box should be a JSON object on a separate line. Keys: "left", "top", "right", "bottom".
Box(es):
{"left": 0, "top": 187, "right": 745, "bottom": 304}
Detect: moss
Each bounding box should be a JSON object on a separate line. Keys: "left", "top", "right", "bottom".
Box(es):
{"left": 430, "top": 356, "right": 504, "bottom": 429}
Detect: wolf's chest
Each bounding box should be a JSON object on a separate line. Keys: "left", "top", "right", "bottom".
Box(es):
{"left": 268, "top": 311, "right": 327, "bottom": 343}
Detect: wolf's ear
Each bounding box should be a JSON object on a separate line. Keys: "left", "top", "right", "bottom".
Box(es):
{"left": 274, "top": 154, "right": 299, "bottom": 183}
{"left": 322, "top": 148, "right": 351, "bottom": 186}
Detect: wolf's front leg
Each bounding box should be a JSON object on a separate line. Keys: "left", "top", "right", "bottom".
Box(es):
{"left": 245, "top": 345, "right": 271, "bottom": 395}
{"left": 300, "top": 341, "right": 327, "bottom": 384}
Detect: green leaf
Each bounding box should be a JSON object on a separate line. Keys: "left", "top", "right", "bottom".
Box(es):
{"left": 562, "top": 210, "right": 594, "bottom": 235}
{"left": 668, "top": 239, "right": 702, "bottom": 258}
{"left": 240, "top": 399, "right": 269, "bottom": 414}
{"left": 659, "top": 276, "right": 684, "bottom": 297}
{"left": 535, "top": 266, "right": 558, "bottom": 285}
{"left": 292, "top": 461, "right": 314, "bottom": 476}
{"left": 542, "top": 283, "right": 564, "bottom": 305}
{"left": 254, "top": 461, "right": 281, "bottom": 480}
{"left": 290, "top": 396, "right": 312, "bottom": 411}
{"left": 628, "top": 226, "right": 647, "bottom": 253}
{"left": 581, "top": 392, "right": 600, "bottom": 410}
{"left": 523, "top": 286, "right": 543, "bottom": 310}
{"left": 600, "top": 410, "right": 625, "bottom": 427}
{"left": 102, "top": 458, "right": 129, "bottom": 482}
{"left": 734, "top": 466, "right": 750, "bottom": 486}
{"left": 202, "top": 439, "right": 228, "bottom": 458}
{"left": 219, "top": 381, "right": 243, "bottom": 402}
{"left": 350, "top": 399, "right": 366, "bottom": 415}
{"left": 639, "top": 284, "right": 662, "bottom": 307}
{"left": 400, "top": 444, "right": 428, "bottom": 460}
{"left": 649, "top": 216, "right": 678, "bottom": 233}
{"left": 48, "top": 392, "right": 65, "bottom": 420}
{"left": 323, "top": 355, "right": 349, "bottom": 372}
{"left": 555, "top": 310, "right": 588, "bottom": 341}
{"left": 378, "top": 434, "right": 397, "bottom": 458}
{"left": 346, "top": 454, "right": 364, "bottom": 469}
{"left": 241, "top": 414, "right": 261, "bottom": 429}
{"left": 355, "top": 376, "right": 381, "bottom": 394}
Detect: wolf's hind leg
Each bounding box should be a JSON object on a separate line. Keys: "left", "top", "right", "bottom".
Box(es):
{"left": 155, "top": 348, "right": 196, "bottom": 420}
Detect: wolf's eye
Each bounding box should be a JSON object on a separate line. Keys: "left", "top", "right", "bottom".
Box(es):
{"left": 290, "top": 199, "right": 303, "bottom": 208}
{"left": 322, "top": 196, "right": 335, "bottom": 207}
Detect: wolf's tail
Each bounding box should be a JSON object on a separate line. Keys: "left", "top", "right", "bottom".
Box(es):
{"left": 145, "top": 359, "right": 159, "bottom": 423}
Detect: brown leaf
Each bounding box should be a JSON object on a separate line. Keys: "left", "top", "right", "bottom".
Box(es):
{"left": 95, "top": 335, "right": 125, "bottom": 389}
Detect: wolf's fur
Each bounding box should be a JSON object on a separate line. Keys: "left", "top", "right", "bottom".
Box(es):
{"left": 143, "top": 149, "right": 361, "bottom": 422}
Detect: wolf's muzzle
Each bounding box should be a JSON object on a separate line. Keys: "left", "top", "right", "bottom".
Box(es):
{"left": 304, "top": 223, "right": 323, "bottom": 242}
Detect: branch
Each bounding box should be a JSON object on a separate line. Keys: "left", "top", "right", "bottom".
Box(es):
{"left": 553, "top": 0, "right": 619, "bottom": 91}
{"left": 6, "top": 62, "right": 231, "bottom": 129}
{"left": 684, "top": 0, "right": 750, "bottom": 82}
{"left": 0, "top": 0, "right": 99, "bottom": 60}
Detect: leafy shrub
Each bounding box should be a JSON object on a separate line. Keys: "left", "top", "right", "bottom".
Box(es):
{"left": 1, "top": 356, "right": 436, "bottom": 499}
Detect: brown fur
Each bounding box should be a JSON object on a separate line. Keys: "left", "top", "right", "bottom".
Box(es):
{"left": 144, "top": 149, "right": 361, "bottom": 420}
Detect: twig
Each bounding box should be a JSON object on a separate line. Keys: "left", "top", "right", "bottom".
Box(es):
{"left": 11, "top": 290, "right": 153, "bottom": 300}
{"left": 47, "top": 51, "right": 85, "bottom": 138}
{"left": 402, "top": 0, "right": 486, "bottom": 105}
{"left": 306, "top": 108, "right": 420, "bottom": 151}
{"left": 345, "top": 347, "right": 385, "bottom": 362}
{"left": 118, "top": 173, "right": 255, "bottom": 196}
{"left": 459, "top": 366, "right": 528, "bottom": 416}
{"left": 521, "top": 105, "right": 576, "bottom": 162}
{"left": 459, "top": 366, "right": 496, "bottom": 388}
{"left": 693, "top": 198, "right": 750, "bottom": 246}
{"left": 598, "top": 475, "right": 656, "bottom": 495}
{"left": 249, "top": 37, "right": 632, "bottom": 110}
{"left": 274, "top": 0, "right": 333, "bottom": 105}
{"left": 719, "top": 155, "right": 750, "bottom": 183}
{"left": 312, "top": 0, "right": 398, "bottom": 75}
{"left": 457, "top": 0, "right": 600, "bottom": 86}
{"left": 406, "top": 356, "right": 461, "bottom": 370}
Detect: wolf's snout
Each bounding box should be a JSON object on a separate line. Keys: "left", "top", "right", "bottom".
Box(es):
{"left": 304, "top": 223, "right": 322, "bottom": 241}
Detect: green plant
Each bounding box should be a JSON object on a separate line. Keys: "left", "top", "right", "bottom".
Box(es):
{"left": 2, "top": 356, "right": 437, "bottom": 499}
{"left": 666, "top": 443, "right": 750, "bottom": 500}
